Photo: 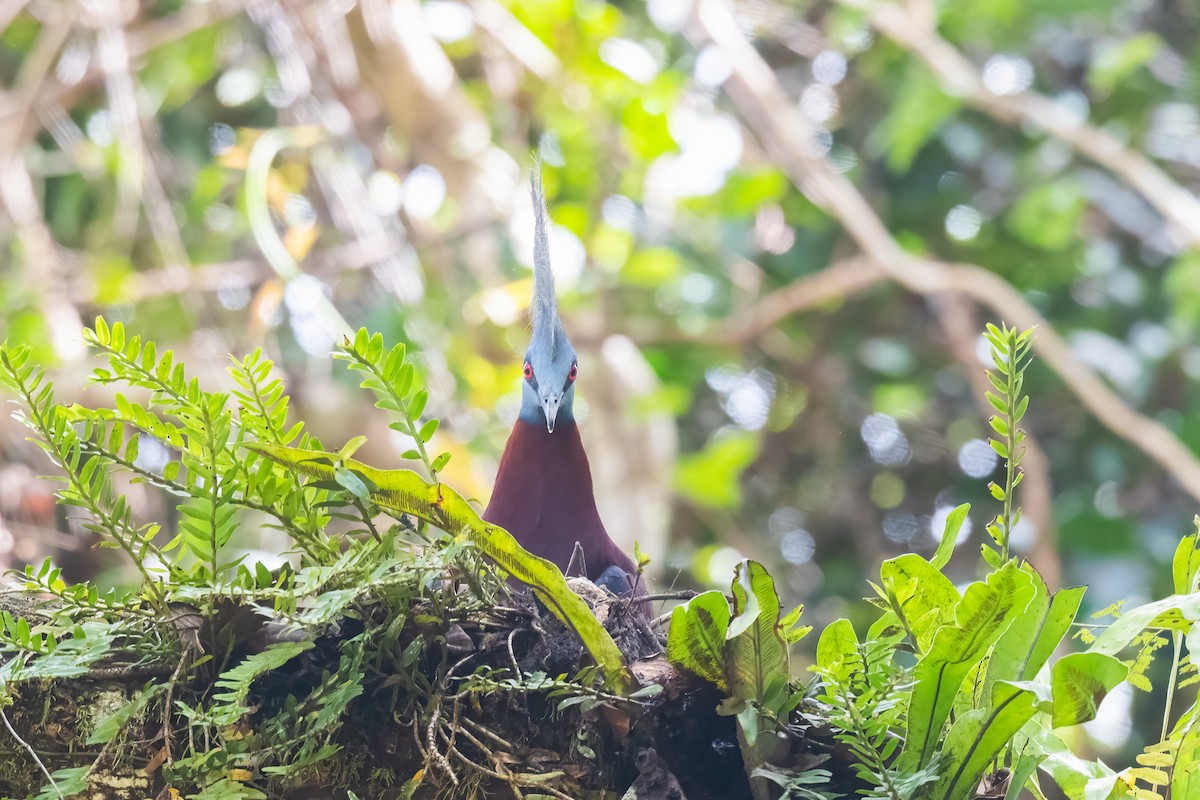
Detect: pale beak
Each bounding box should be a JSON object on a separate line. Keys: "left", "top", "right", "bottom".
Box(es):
{"left": 541, "top": 393, "right": 561, "bottom": 433}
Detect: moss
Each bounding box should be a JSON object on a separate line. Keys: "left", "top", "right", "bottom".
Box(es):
{"left": 74, "top": 689, "right": 131, "bottom": 744}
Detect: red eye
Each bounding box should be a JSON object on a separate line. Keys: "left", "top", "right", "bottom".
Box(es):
{"left": 523, "top": 362, "right": 533, "bottom": 381}
{"left": 568, "top": 364, "right": 578, "bottom": 382}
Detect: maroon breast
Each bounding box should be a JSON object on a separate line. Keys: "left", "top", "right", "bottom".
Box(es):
{"left": 483, "top": 419, "right": 636, "bottom": 582}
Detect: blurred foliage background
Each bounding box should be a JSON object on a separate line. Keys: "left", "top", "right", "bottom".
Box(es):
{"left": 2, "top": 0, "right": 1200, "bottom": 767}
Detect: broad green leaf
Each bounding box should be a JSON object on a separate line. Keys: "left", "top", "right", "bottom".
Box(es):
{"left": 666, "top": 590, "right": 731, "bottom": 691}
{"left": 1049, "top": 652, "right": 1128, "bottom": 728}
{"left": 243, "top": 442, "right": 633, "bottom": 691}
{"left": 899, "top": 561, "right": 1036, "bottom": 771}
{"left": 333, "top": 465, "right": 370, "bottom": 503}
{"left": 869, "top": 553, "right": 960, "bottom": 653}
{"left": 814, "top": 618, "right": 858, "bottom": 671}
{"left": 930, "top": 680, "right": 1042, "bottom": 799}
{"left": 725, "top": 560, "right": 790, "bottom": 715}
{"left": 1088, "top": 593, "right": 1200, "bottom": 657}
{"left": 1003, "top": 747, "right": 1048, "bottom": 800}
{"left": 983, "top": 569, "right": 1084, "bottom": 704}
{"left": 33, "top": 767, "right": 90, "bottom": 800}
{"left": 722, "top": 560, "right": 791, "bottom": 794}
{"left": 1039, "top": 742, "right": 1124, "bottom": 800}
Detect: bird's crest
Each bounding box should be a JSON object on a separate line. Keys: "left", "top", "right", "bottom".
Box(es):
{"left": 530, "top": 166, "right": 566, "bottom": 355}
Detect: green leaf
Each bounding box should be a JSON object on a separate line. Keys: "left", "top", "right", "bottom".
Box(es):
{"left": 931, "top": 503, "right": 970, "bottom": 569}
{"left": 869, "top": 553, "right": 960, "bottom": 652}
{"left": 418, "top": 418, "right": 439, "bottom": 443}
{"left": 666, "top": 590, "right": 731, "bottom": 691}
{"left": 333, "top": 465, "right": 371, "bottom": 503}
{"left": 814, "top": 618, "right": 858, "bottom": 671}
{"left": 990, "top": 416, "right": 1010, "bottom": 437}
{"left": 409, "top": 389, "right": 428, "bottom": 421}
{"left": 721, "top": 560, "right": 793, "bottom": 798}
{"left": 674, "top": 431, "right": 760, "bottom": 510}
{"left": 1089, "top": 33, "right": 1161, "bottom": 93}
{"left": 1170, "top": 711, "right": 1200, "bottom": 800}
{"left": 930, "top": 680, "right": 1042, "bottom": 799}
{"left": 898, "top": 561, "right": 1036, "bottom": 771}
{"left": 21, "top": 622, "right": 112, "bottom": 679}
{"left": 725, "top": 560, "right": 790, "bottom": 714}
{"left": 87, "top": 683, "right": 165, "bottom": 744}
{"left": 1088, "top": 593, "right": 1200, "bottom": 657}
{"left": 33, "top": 767, "right": 90, "bottom": 800}
{"left": 983, "top": 569, "right": 1084, "bottom": 702}
{"left": 1039, "top": 738, "right": 1123, "bottom": 800}
{"left": 211, "top": 641, "right": 314, "bottom": 725}
{"left": 779, "top": 604, "right": 811, "bottom": 644}
{"left": 242, "top": 442, "right": 634, "bottom": 691}
{"left": 1008, "top": 180, "right": 1086, "bottom": 252}
{"left": 1049, "top": 652, "right": 1128, "bottom": 728}
{"left": 1173, "top": 523, "right": 1200, "bottom": 595}
{"left": 338, "top": 436, "right": 368, "bottom": 460}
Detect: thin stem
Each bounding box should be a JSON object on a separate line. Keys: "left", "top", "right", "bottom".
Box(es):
{"left": 203, "top": 403, "right": 221, "bottom": 580}
{"left": 1162, "top": 630, "right": 1183, "bottom": 742}
{"left": 1000, "top": 336, "right": 1018, "bottom": 563}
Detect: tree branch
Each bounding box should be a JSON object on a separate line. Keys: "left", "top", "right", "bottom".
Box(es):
{"left": 687, "top": 0, "right": 1200, "bottom": 504}
{"left": 0, "top": 1, "right": 247, "bottom": 150}
{"left": 850, "top": 0, "right": 1200, "bottom": 250}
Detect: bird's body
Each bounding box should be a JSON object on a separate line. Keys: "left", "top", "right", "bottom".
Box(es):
{"left": 484, "top": 419, "right": 636, "bottom": 584}
{"left": 482, "top": 167, "right": 642, "bottom": 602}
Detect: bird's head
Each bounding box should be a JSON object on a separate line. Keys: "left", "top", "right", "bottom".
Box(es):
{"left": 519, "top": 167, "right": 578, "bottom": 434}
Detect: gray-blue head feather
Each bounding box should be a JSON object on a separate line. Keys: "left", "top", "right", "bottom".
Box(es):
{"left": 520, "top": 168, "right": 578, "bottom": 433}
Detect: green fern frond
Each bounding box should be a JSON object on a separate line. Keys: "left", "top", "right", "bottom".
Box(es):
{"left": 981, "top": 323, "right": 1034, "bottom": 566}
{"left": 334, "top": 328, "right": 452, "bottom": 480}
